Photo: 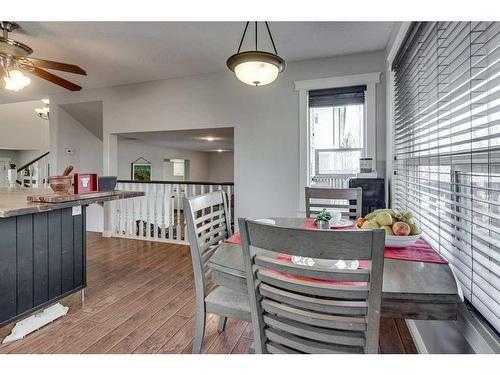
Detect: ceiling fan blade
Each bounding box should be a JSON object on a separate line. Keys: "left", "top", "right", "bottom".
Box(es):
{"left": 26, "top": 66, "right": 82, "bottom": 91}
{"left": 27, "top": 58, "right": 87, "bottom": 75}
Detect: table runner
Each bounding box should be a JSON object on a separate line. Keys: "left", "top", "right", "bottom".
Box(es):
{"left": 225, "top": 218, "right": 447, "bottom": 264}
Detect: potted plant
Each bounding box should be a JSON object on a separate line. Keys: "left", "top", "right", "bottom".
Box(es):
{"left": 314, "top": 209, "right": 332, "bottom": 229}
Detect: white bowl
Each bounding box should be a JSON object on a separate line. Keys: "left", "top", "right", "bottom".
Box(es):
{"left": 385, "top": 234, "right": 421, "bottom": 248}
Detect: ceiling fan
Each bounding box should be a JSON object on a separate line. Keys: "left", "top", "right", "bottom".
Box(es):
{"left": 0, "top": 21, "right": 86, "bottom": 92}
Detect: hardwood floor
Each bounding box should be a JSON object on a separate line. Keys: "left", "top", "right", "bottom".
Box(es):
{"left": 0, "top": 232, "right": 417, "bottom": 354}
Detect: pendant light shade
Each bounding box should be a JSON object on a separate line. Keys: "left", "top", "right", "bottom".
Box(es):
{"left": 226, "top": 22, "right": 286, "bottom": 86}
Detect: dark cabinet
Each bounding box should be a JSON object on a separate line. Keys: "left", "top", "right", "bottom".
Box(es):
{"left": 0, "top": 207, "right": 86, "bottom": 327}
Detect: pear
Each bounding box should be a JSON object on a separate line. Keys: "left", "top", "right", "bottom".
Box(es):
{"left": 361, "top": 220, "right": 380, "bottom": 229}
{"left": 375, "top": 212, "right": 393, "bottom": 226}
{"left": 364, "top": 212, "right": 378, "bottom": 221}
{"left": 381, "top": 225, "right": 394, "bottom": 235}
{"left": 374, "top": 208, "right": 396, "bottom": 216}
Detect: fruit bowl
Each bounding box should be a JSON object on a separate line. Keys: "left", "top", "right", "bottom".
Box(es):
{"left": 385, "top": 234, "right": 421, "bottom": 248}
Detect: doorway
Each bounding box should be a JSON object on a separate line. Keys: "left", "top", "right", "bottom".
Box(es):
{"left": 163, "top": 158, "right": 190, "bottom": 181}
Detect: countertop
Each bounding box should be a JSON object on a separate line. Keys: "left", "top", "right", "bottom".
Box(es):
{"left": 0, "top": 188, "right": 144, "bottom": 218}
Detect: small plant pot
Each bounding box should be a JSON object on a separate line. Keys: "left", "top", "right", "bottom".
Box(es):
{"left": 316, "top": 220, "right": 330, "bottom": 230}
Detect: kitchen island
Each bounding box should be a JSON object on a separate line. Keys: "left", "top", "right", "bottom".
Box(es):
{"left": 0, "top": 188, "right": 143, "bottom": 327}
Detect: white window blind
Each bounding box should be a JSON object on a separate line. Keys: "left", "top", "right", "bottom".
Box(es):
{"left": 393, "top": 21, "right": 500, "bottom": 333}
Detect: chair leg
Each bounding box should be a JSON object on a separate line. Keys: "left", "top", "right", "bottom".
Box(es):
{"left": 192, "top": 306, "right": 206, "bottom": 354}
{"left": 217, "top": 316, "right": 227, "bottom": 332}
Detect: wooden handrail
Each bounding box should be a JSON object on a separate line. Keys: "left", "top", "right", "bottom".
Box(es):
{"left": 17, "top": 151, "right": 50, "bottom": 172}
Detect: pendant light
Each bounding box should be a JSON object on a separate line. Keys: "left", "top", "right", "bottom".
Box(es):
{"left": 227, "top": 22, "right": 286, "bottom": 86}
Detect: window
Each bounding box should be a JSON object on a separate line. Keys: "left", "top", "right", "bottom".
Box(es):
{"left": 392, "top": 22, "right": 500, "bottom": 333}
{"left": 309, "top": 86, "right": 366, "bottom": 176}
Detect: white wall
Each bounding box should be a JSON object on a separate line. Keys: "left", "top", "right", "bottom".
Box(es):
{"left": 57, "top": 106, "right": 104, "bottom": 232}
{"left": 50, "top": 50, "right": 386, "bottom": 221}
{"left": 0, "top": 150, "right": 19, "bottom": 164}
{"left": 0, "top": 100, "right": 49, "bottom": 150}
{"left": 117, "top": 138, "right": 210, "bottom": 181}
{"left": 208, "top": 151, "right": 234, "bottom": 182}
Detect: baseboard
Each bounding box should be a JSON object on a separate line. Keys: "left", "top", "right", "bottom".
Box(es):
{"left": 102, "top": 230, "right": 113, "bottom": 238}
{"left": 457, "top": 304, "right": 499, "bottom": 354}
{"left": 405, "top": 320, "right": 427, "bottom": 354}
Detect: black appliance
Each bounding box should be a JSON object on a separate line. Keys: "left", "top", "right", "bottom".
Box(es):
{"left": 349, "top": 178, "right": 386, "bottom": 216}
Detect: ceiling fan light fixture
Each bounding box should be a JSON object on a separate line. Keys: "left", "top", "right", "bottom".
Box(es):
{"left": 227, "top": 22, "right": 286, "bottom": 87}
{"left": 1, "top": 21, "right": 86, "bottom": 92}
{"left": 4, "top": 69, "right": 31, "bottom": 91}
{"left": 35, "top": 98, "right": 50, "bottom": 120}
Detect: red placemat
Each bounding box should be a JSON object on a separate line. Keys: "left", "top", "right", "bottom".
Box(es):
{"left": 226, "top": 232, "right": 241, "bottom": 244}
{"left": 225, "top": 219, "right": 447, "bottom": 264}
{"left": 274, "top": 254, "right": 368, "bottom": 286}
{"left": 384, "top": 238, "right": 447, "bottom": 263}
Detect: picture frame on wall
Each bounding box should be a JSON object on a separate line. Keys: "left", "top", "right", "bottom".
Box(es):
{"left": 131, "top": 157, "right": 152, "bottom": 181}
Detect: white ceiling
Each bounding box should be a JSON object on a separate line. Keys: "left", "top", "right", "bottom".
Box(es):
{"left": 0, "top": 22, "right": 394, "bottom": 104}
{"left": 119, "top": 128, "right": 234, "bottom": 152}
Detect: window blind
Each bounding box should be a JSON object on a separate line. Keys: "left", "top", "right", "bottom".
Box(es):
{"left": 309, "top": 85, "right": 366, "bottom": 107}
{"left": 393, "top": 21, "right": 500, "bottom": 333}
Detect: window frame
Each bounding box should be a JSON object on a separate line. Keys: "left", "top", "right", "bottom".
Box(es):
{"left": 295, "top": 72, "right": 381, "bottom": 213}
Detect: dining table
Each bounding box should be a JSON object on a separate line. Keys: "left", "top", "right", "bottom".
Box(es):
{"left": 207, "top": 217, "right": 463, "bottom": 321}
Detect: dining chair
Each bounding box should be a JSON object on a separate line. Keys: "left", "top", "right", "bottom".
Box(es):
{"left": 238, "top": 218, "right": 385, "bottom": 354}
{"left": 305, "top": 187, "right": 363, "bottom": 219}
{"left": 184, "top": 191, "right": 251, "bottom": 354}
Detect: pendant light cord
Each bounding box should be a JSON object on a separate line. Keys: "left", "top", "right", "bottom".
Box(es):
{"left": 265, "top": 22, "right": 279, "bottom": 55}
{"left": 237, "top": 22, "right": 250, "bottom": 53}
{"left": 236, "top": 21, "right": 279, "bottom": 55}
{"left": 255, "top": 21, "right": 258, "bottom": 50}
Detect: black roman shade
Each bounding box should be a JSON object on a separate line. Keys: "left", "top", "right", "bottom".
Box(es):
{"left": 309, "top": 85, "right": 366, "bottom": 108}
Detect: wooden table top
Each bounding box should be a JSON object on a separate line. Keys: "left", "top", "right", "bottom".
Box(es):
{"left": 0, "top": 188, "right": 144, "bottom": 218}
{"left": 208, "top": 217, "right": 463, "bottom": 320}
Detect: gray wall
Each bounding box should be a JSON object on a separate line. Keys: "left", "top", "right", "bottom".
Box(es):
{"left": 208, "top": 151, "right": 234, "bottom": 182}
{"left": 0, "top": 100, "right": 49, "bottom": 150}
{"left": 50, "top": 50, "right": 386, "bottom": 220}
{"left": 57, "top": 107, "right": 104, "bottom": 232}
{"left": 117, "top": 138, "right": 211, "bottom": 181}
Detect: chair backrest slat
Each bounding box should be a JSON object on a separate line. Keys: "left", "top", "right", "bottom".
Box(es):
{"left": 184, "top": 191, "right": 232, "bottom": 299}
{"left": 305, "top": 187, "right": 362, "bottom": 219}
{"left": 239, "top": 218, "right": 385, "bottom": 354}
{"left": 243, "top": 221, "right": 374, "bottom": 259}
{"left": 259, "top": 284, "right": 368, "bottom": 315}
{"left": 254, "top": 255, "right": 370, "bottom": 282}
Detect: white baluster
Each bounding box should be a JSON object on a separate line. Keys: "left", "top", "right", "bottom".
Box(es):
{"left": 35, "top": 161, "right": 40, "bottom": 188}
{"left": 169, "top": 184, "right": 174, "bottom": 240}
{"left": 132, "top": 183, "right": 137, "bottom": 237}
{"left": 145, "top": 184, "right": 151, "bottom": 239}
{"left": 160, "top": 184, "right": 166, "bottom": 239}
{"left": 175, "top": 184, "right": 182, "bottom": 241}
{"left": 117, "top": 183, "right": 122, "bottom": 235}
